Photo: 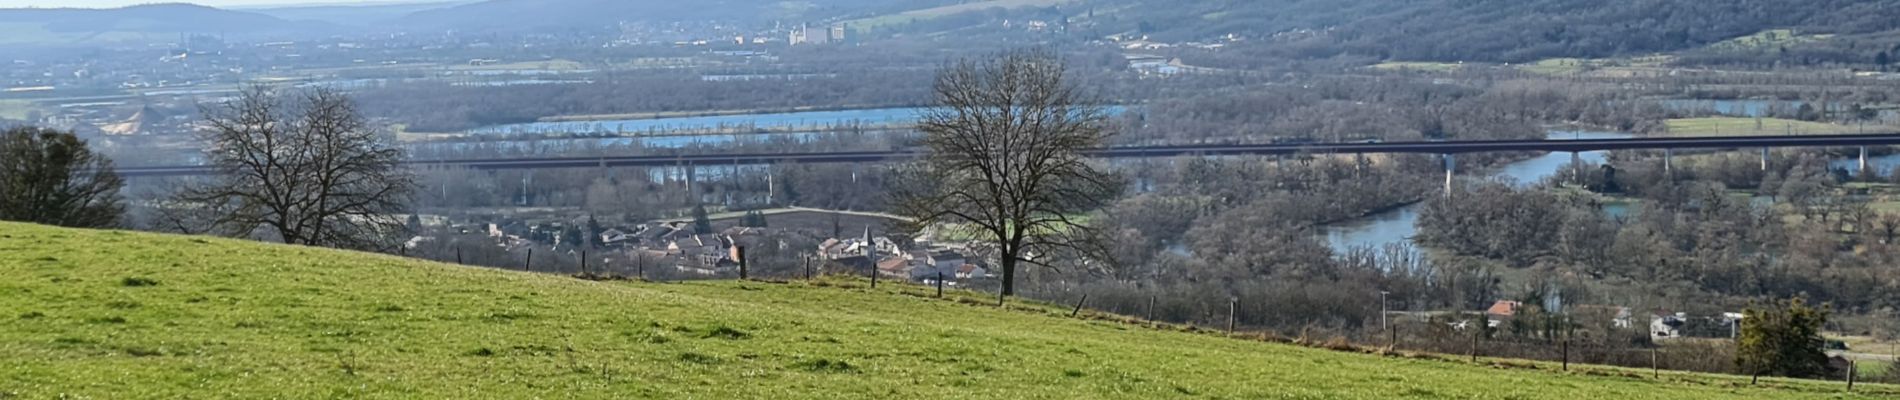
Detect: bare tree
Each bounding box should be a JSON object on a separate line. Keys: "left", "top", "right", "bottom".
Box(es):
{"left": 891, "top": 49, "right": 1121, "bottom": 297}
{"left": 171, "top": 86, "right": 414, "bottom": 250}
{"left": 0, "top": 126, "right": 123, "bottom": 228}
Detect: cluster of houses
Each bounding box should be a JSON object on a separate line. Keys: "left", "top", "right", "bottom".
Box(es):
{"left": 591, "top": 222, "right": 988, "bottom": 283}
{"left": 814, "top": 236, "right": 988, "bottom": 283}
{"left": 1477, "top": 300, "right": 1749, "bottom": 342}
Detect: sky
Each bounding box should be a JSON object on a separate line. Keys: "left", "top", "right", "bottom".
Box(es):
{"left": 0, "top": 0, "right": 411, "bottom": 8}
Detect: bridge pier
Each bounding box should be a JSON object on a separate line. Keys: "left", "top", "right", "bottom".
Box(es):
{"left": 1662, "top": 149, "right": 1673, "bottom": 177}
{"left": 520, "top": 173, "right": 532, "bottom": 206}
{"left": 1860, "top": 146, "right": 1870, "bottom": 175}
{"left": 1760, "top": 148, "right": 1770, "bottom": 172}
{"left": 1570, "top": 151, "right": 1582, "bottom": 184}
{"left": 1443, "top": 154, "right": 1456, "bottom": 198}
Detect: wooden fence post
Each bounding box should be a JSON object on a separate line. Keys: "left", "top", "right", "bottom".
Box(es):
{"left": 1227, "top": 298, "right": 1237, "bottom": 336}
{"left": 1070, "top": 294, "right": 1088, "bottom": 318}
{"left": 524, "top": 248, "right": 533, "bottom": 272}
{"left": 1561, "top": 338, "right": 1569, "bottom": 371}
{"left": 1469, "top": 327, "right": 1480, "bottom": 363}
{"left": 1146, "top": 295, "right": 1156, "bottom": 321}
{"left": 936, "top": 272, "right": 944, "bottom": 298}
{"left": 737, "top": 246, "right": 748, "bottom": 280}
{"left": 456, "top": 247, "right": 463, "bottom": 264}
{"left": 581, "top": 251, "right": 588, "bottom": 277}
{"left": 1651, "top": 347, "right": 1659, "bottom": 379}
{"left": 1847, "top": 361, "right": 1856, "bottom": 391}
{"left": 803, "top": 257, "right": 811, "bottom": 280}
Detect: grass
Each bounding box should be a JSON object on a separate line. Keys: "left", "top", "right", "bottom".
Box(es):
{"left": 1859, "top": 360, "right": 1893, "bottom": 380}
{"left": 1663, "top": 117, "right": 1880, "bottom": 137}
{"left": 844, "top": 0, "right": 1072, "bottom": 32}
{"left": 1705, "top": 29, "right": 1833, "bottom": 52}
{"left": 1521, "top": 56, "right": 1676, "bottom": 76}
{"left": 1, "top": 222, "right": 1894, "bottom": 398}
{"left": 1522, "top": 58, "right": 1591, "bottom": 75}
{"left": 0, "top": 100, "right": 41, "bottom": 120}
{"left": 1369, "top": 62, "right": 1465, "bottom": 72}
{"left": 449, "top": 59, "right": 589, "bottom": 72}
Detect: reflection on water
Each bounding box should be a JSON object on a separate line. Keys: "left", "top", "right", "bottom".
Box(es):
{"left": 1833, "top": 153, "right": 1900, "bottom": 178}
{"left": 1324, "top": 207, "right": 1421, "bottom": 252}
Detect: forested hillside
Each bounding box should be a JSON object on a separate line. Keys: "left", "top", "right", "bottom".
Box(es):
{"left": 0, "top": 4, "right": 323, "bottom": 46}
{"left": 1090, "top": 0, "right": 1900, "bottom": 63}
{"left": 400, "top": 0, "right": 957, "bottom": 31}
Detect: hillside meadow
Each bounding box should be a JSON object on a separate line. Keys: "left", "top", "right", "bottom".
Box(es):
{"left": 0, "top": 222, "right": 1892, "bottom": 398}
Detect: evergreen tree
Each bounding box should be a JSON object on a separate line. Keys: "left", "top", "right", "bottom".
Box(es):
{"left": 692, "top": 204, "right": 713, "bottom": 233}
{"left": 585, "top": 215, "right": 604, "bottom": 247}
{"left": 405, "top": 214, "right": 423, "bottom": 235}
{"left": 561, "top": 225, "right": 584, "bottom": 249}
{"left": 1736, "top": 298, "right": 1832, "bottom": 381}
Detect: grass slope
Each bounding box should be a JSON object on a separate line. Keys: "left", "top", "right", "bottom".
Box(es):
{"left": 1665, "top": 117, "right": 1880, "bottom": 136}
{"left": 0, "top": 222, "right": 1892, "bottom": 399}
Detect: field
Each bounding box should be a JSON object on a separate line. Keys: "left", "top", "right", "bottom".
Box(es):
{"left": 1521, "top": 56, "right": 1674, "bottom": 76}
{"left": 1704, "top": 29, "right": 1833, "bottom": 52}
{"left": 1663, "top": 117, "right": 1879, "bottom": 136}
{"left": 449, "top": 59, "right": 590, "bottom": 72}
{"left": 1, "top": 222, "right": 1894, "bottom": 398}
{"left": 0, "top": 100, "right": 40, "bottom": 120}
{"left": 844, "top": 0, "right": 1072, "bottom": 32}
{"left": 1369, "top": 62, "right": 1465, "bottom": 72}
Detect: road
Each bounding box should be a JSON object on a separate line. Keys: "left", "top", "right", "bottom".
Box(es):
{"left": 115, "top": 133, "right": 1900, "bottom": 177}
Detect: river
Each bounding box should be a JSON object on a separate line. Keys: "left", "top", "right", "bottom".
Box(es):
{"left": 469, "top": 107, "right": 932, "bottom": 135}
{"left": 464, "top": 105, "right": 1130, "bottom": 136}
{"left": 1322, "top": 130, "right": 1632, "bottom": 252}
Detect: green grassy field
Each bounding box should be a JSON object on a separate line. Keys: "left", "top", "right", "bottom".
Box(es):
{"left": 0, "top": 100, "right": 41, "bottom": 120}
{"left": 450, "top": 59, "right": 589, "bottom": 72}
{"left": 1369, "top": 62, "right": 1466, "bottom": 72}
{"left": 1664, "top": 117, "right": 1879, "bottom": 136}
{"left": 1, "top": 222, "right": 1893, "bottom": 398}
{"left": 1704, "top": 29, "right": 1833, "bottom": 52}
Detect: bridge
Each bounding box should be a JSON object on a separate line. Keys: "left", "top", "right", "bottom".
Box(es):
{"left": 115, "top": 133, "right": 1900, "bottom": 179}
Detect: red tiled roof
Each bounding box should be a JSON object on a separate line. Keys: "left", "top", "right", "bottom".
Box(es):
{"left": 1487, "top": 300, "right": 1521, "bottom": 317}
{"left": 877, "top": 257, "right": 910, "bottom": 273}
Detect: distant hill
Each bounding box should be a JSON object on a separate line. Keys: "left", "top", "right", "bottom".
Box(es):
{"left": 0, "top": 221, "right": 1882, "bottom": 398}
{"left": 0, "top": 3, "right": 328, "bottom": 47}
{"left": 397, "top": 0, "right": 953, "bottom": 32}
{"left": 246, "top": 1, "right": 470, "bottom": 27}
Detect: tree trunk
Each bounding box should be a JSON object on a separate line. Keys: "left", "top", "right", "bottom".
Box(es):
{"left": 1000, "top": 256, "right": 1017, "bottom": 296}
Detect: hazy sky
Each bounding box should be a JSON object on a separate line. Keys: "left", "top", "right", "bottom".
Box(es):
{"left": 0, "top": 0, "right": 404, "bottom": 8}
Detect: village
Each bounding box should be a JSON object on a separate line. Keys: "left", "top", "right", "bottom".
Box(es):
{"left": 409, "top": 208, "right": 990, "bottom": 286}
